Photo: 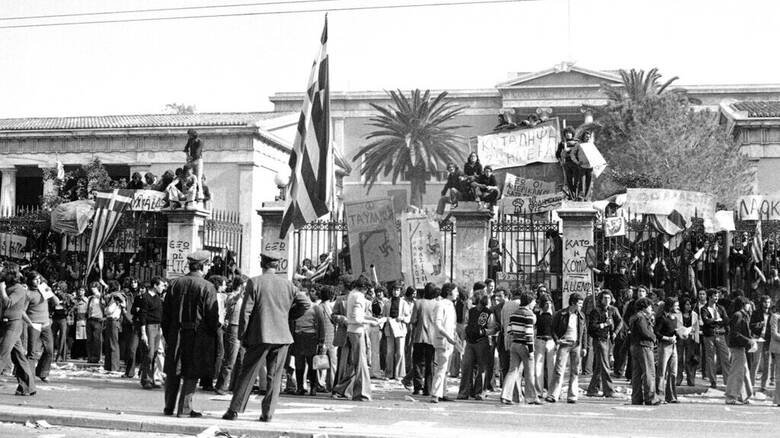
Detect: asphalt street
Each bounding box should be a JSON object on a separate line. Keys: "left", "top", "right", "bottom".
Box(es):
{"left": 0, "top": 362, "right": 777, "bottom": 438}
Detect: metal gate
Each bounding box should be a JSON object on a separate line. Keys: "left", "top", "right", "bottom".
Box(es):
{"left": 490, "top": 213, "right": 561, "bottom": 293}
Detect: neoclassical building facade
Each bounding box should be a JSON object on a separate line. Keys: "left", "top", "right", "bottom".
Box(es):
{"left": 270, "top": 62, "right": 780, "bottom": 205}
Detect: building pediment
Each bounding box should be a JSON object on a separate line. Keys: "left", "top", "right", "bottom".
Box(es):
{"left": 497, "top": 62, "right": 621, "bottom": 89}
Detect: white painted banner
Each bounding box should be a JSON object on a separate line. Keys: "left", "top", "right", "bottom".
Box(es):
{"left": 500, "top": 192, "right": 567, "bottom": 216}
{"left": 738, "top": 195, "right": 780, "bottom": 221}
{"left": 503, "top": 173, "right": 556, "bottom": 197}
{"left": 344, "top": 198, "right": 401, "bottom": 282}
{"left": 129, "top": 190, "right": 167, "bottom": 212}
{"left": 623, "top": 188, "right": 717, "bottom": 232}
{"left": 400, "top": 212, "right": 447, "bottom": 288}
{"left": 477, "top": 119, "right": 560, "bottom": 169}
{"left": 603, "top": 217, "right": 626, "bottom": 237}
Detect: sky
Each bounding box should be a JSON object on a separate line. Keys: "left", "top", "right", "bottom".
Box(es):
{"left": 0, "top": 0, "right": 779, "bottom": 118}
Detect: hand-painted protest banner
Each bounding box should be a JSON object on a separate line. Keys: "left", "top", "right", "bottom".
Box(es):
{"left": 738, "top": 195, "right": 780, "bottom": 221}
{"left": 345, "top": 198, "right": 401, "bottom": 281}
{"left": 477, "top": 119, "right": 560, "bottom": 169}
{"left": 66, "top": 230, "right": 139, "bottom": 253}
{"left": 261, "top": 226, "right": 289, "bottom": 277}
{"left": 401, "top": 212, "right": 447, "bottom": 288}
{"left": 0, "top": 233, "right": 27, "bottom": 259}
{"left": 130, "top": 190, "right": 167, "bottom": 212}
{"left": 500, "top": 192, "right": 567, "bottom": 216}
{"left": 562, "top": 233, "right": 593, "bottom": 308}
{"left": 603, "top": 217, "right": 626, "bottom": 237}
{"left": 622, "top": 189, "right": 717, "bottom": 232}
{"left": 577, "top": 141, "right": 608, "bottom": 178}
{"left": 503, "top": 173, "right": 556, "bottom": 197}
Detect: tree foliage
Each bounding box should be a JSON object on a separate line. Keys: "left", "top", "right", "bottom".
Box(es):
{"left": 164, "top": 103, "right": 197, "bottom": 114}
{"left": 352, "top": 89, "right": 468, "bottom": 206}
{"left": 40, "top": 158, "right": 126, "bottom": 210}
{"left": 589, "top": 68, "right": 753, "bottom": 207}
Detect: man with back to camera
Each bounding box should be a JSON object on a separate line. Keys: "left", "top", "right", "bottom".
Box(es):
{"left": 222, "top": 253, "right": 311, "bottom": 422}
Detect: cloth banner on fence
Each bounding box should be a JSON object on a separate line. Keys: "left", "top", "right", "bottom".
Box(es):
{"left": 0, "top": 233, "right": 27, "bottom": 259}
{"left": 400, "top": 212, "right": 447, "bottom": 288}
{"left": 130, "top": 190, "right": 167, "bottom": 212}
{"left": 603, "top": 217, "right": 626, "bottom": 237}
{"left": 50, "top": 200, "right": 95, "bottom": 236}
{"left": 477, "top": 119, "right": 560, "bottom": 169}
{"left": 622, "top": 188, "right": 717, "bottom": 233}
{"left": 344, "top": 198, "right": 401, "bottom": 282}
{"left": 738, "top": 195, "right": 780, "bottom": 221}
{"left": 503, "top": 173, "right": 556, "bottom": 197}
{"left": 66, "top": 230, "right": 139, "bottom": 253}
{"left": 500, "top": 192, "right": 567, "bottom": 216}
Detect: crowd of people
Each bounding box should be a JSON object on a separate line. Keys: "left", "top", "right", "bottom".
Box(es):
{"left": 1, "top": 251, "right": 779, "bottom": 423}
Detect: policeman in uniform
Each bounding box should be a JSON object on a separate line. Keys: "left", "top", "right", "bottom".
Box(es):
{"left": 223, "top": 253, "right": 310, "bottom": 422}
{"left": 162, "top": 250, "right": 219, "bottom": 417}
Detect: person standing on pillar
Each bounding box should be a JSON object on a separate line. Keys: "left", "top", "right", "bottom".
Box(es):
{"left": 556, "top": 127, "right": 579, "bottom": 199}
{"left": 586, "top": 289, "right": 623, "bottom": 398}
{"left": 222, "top": 254, "right": 310, "bottom": 422}
{"left": 183, "top": 129, "right": 204, "bottom": 201}
{"left": 0, "top": 263, "right": 37, "bottom": 396}
{"left": 162, "top": 250, "right": 219, "bottom": 418}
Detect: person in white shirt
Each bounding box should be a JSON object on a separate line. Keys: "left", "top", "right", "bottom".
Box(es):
{"left": 431, "top": 283, "right": 458, "bottom": 403}
{"left": 332, "top": 275, "right": 380, "bottom": 401}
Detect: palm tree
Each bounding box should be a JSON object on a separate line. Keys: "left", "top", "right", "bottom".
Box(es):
{"left": 353, "top": 89, "right": 468, "bottom": 208}
{"left": 601, "top": 68, "right": 680, "bottom": 104}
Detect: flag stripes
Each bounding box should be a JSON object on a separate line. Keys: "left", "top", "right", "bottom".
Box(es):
{"left": 280, "top": 15, "right": 331, "bottom": 239}
{"left": 751, "top": 220, "right": 763, "bottom": 264}
{"left": 85, "top": 189, "right": 133, "bottom": 281}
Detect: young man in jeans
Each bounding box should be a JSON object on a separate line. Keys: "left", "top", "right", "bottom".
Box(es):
{"left": 586, "top": 289, "right": 623, "bottom": 398}
{"left": 501, "top": 290, "right": 539, "bottom": 405}
{"left": 431, "top": 283, "right": 458, "bottom": 403}
{"left": 546, "top": 292, "right": 586, "bottom": 404}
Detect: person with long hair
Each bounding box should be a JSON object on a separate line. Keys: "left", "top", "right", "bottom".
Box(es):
{"left": 0, "top": 263, "right": 36, "bottom": 395}
{"left": 216, "top": 275, "right": 248, "bottom": 394}
{"left": 103, "top": 280, "right": 126, "bottom": 372}
{"left": 676, "top": 296, "right": 700, "bottom": 387}
{"left": 655, "top": 297, "right": 680, "bottom": 403}
{"left": 85, "top": 282, "right": 105, "bottom": 364}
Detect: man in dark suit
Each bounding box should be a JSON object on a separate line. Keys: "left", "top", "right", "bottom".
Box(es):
{"left": 162, "top": 250, "right": 219, "bottom": 417}
{"left": 402, "top": 283, "right": 439, "bottom": 395}
{"left": 223, "top": 254, "right": 310, "bottom": 422}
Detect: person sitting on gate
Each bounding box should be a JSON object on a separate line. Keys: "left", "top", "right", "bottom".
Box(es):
{"left": 165, "top": 165, "right": 198, "bottom": 209}
{"left": 472, "top": 166, "right": 500, "bottom": 208}
{"left": 436, "top": 163, "right": 468, "bottom": 215}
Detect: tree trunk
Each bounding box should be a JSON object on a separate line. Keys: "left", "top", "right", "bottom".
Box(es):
{"left": 409, "top": 176, "right": 425, "bottom": 209}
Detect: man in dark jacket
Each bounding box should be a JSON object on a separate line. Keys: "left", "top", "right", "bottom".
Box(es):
{"left": 402, "top": 283, "right": 438, "bottom": 396}
{"left": 162, "top": 251, "right": 219, "bottom": 418}
{"left": 725, "top": 296, "right": 756, "bottom": 404}
{"left": 223, "top": 253, "right": 310, "bottom": 422}
{"left": 701, "top": 288, "right": 730, "bottom": 388}
{"left": 586, "top": 289, "right": 623, "bottom": 398}
{"left": 436, "top": 163, "right": 465, "bottom": 215}
{"left": 546, "top": 292, "right": 586, "bottom": 403}
{"left": 629, "top": 297, "right": 660, "bottom": 405}
{"left": 473, "top": 166, "right": 500, "bottom": 206}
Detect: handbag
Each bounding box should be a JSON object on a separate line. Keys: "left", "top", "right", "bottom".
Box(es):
{"left": 313, "top": 353, "right": 330, "bottom": 370}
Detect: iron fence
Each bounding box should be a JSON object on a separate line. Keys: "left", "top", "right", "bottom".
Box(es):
{"left": 204, "top": 209, "right": 244, "bottom": 269}
{"left": 490, "top": 212, "right": 561, "bottom": 294}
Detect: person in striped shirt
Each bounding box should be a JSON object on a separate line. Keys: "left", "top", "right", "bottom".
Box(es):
{"left": 501, "top": 289, "right": 540, "bottom": 405}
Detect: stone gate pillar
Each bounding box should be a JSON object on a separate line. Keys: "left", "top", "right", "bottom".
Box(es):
{"left": 450, "top": 208, "right": 493, "bottom": 288}
{"left": 163, "top": 207, "right": 210, "bottom": 279}
{"left": 257, "top": 201, "right": 292, "bottom": 280}
{"left": 557, "top": 202, "right": 598, "bottom": 308}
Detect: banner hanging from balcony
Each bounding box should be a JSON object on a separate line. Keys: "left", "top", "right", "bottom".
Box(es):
{"left": 477, "top": 118, "right": 560, "bottom": 169}
{"left": 344, "top": 197, "right": 401, "bottom": 282}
